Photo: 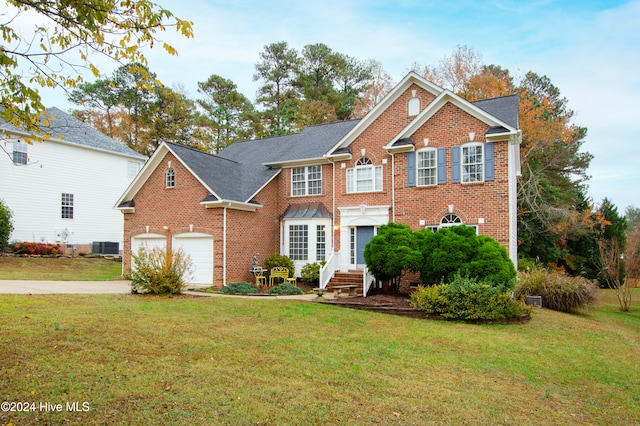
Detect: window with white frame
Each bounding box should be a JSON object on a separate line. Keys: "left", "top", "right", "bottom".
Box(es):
{"left": 346, "top": 157, "right": 382, "bottom": 193}
{"left": 61, "top": 193, "right": 74, "bottom": 219}
{"left": 462, "top": 143, "right": 483, "bottom": 183}
{"left": 291, "top": 165, "right": 322, "bottom": 196}
{"left": 417, "top": 148, "right": 437, "bottom": 186}
{"left": 128, "top": 161, "right": 141, "bottom": 178}
{"left": 165, "top": 169, "right": 175, "bottom": 188}
{"left": 289, "top": 224, "right": 308, "bottom": 260}
{"left": 12, "top": 141, "right": 27, "bottom": 165}
{"left": 316, "top": 225, "right": 326, "bottom": 261}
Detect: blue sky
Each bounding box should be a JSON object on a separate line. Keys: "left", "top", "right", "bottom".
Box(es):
{"left": 37, "top": 0, "right": 640, "bottom": 212}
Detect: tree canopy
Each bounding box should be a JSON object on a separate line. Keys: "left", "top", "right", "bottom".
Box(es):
{"left": 1, "top": 0, "right": 193, "bottom": 140}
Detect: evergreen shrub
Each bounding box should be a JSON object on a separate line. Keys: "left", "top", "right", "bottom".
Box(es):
{"left": 0, "top": 199, "right": 13, "bottom": 252}
{"left": 300, "top": 261, "right": 326, "bottom": 284}
{"left": 410, "top": 274, "right": 529, "bottom": 320}
{"left": 220, "top": 282, "right": 257, "bottom": 295}
{"left": 416, "top": 225, "right": 516, "bottom": 286}
{"left": 269, "top": 282, "right": 303, "bottom": 295}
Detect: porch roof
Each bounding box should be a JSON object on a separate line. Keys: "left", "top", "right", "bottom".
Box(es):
{"left": 281, "top": 202, "right": 332, "bottom": 219}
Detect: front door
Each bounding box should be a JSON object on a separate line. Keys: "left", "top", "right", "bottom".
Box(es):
{"left": 355, "top": 226, "right": 374, "bottom": 266}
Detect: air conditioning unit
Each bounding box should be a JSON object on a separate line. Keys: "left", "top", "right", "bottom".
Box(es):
{"left": 91, "top": 242, "right": 120, "bottom": 255}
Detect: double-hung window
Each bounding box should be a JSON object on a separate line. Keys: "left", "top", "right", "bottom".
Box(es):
{"left": 12, "top": 141, "right": 27, "bottom": 165}
{"left": 417, "top": 148, "right": 437, "bottom": 186}
{"left": 291, "top": 165, "right": 322, "bottom": 196}
{"left": 462, "top": 143, "right": 484, "bottom": 183}
{"left": 346, "top": 157, "right": 382, "bottom": 193}
{"left": 61, "top": 193, "right": 74, "bottom": 219}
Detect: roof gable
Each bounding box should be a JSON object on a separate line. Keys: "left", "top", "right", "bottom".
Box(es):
{"left": 328, "top": 72, "right": 444, "bottom": 154}
{"left": 387, "top": 90, "right": 519, "bottom": 149}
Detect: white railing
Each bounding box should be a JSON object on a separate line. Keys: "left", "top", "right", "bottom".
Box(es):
{"left": 319, "top": 252, "right": 339, "bottom": 289}
{"left": 363, "top": 266, "right": 375, "bottom": 297}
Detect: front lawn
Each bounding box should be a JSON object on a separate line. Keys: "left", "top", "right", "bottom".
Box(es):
{"left": 0, "top": 289, "right": 638, "bottom": 425}
{"left": 0, "top": 256, "right": 122, "bottom": 280}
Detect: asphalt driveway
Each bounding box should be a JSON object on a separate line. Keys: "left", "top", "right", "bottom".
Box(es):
{"left": 0, "top": 280, "right": 132, "bottom": 294}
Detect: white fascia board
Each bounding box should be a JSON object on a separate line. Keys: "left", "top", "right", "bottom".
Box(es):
{"left": 201, "top": 200, "right": 262, "bottom": 212}
{"left": 388, "top": 90, "right": 518, "bottom": 147}
{"left": 385, "top": 144, "right": 415, "bottom": 154}
{"left": 328, "top": 72, "right": 444, "bottom": 153}
{"left": 263, "top": 157, "right": 330, "bottom": 168}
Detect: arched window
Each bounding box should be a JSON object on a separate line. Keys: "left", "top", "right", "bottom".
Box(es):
{"left": 347, "top": 157, "right": 382, "bottom": 193}
{"left": 440, "top": 214, "right": 462, "bottom": 227}
{"left": 165, "top": 169, "right": 175, "bottom": 188}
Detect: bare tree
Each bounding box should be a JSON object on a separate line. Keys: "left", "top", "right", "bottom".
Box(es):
{"left": 598, "top": 239, "right": 631, "bottom": 311}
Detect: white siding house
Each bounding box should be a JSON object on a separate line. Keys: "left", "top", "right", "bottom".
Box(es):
{"left": 0, "top": 107, "right": 146, "bottom": 253}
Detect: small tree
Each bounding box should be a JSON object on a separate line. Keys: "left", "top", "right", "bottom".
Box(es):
{"left": 0, "top": 199, "right": 14, "bottom": 252}
{"left": 363, "top": 223, "right": 422, "bottom": 288}
{"left": 598, "top": 239, "right": 631, "bottom": 311}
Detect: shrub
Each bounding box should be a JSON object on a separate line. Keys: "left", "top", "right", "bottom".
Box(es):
{"left": 220, "top": 282, "right": 257, "bottom": 295}
{"left": 11, "top": 242, "right": 63, "bottom": 256}
{"left": 416, "top": 225, "right": 516, "bottom": 286}
{"left": 300, "top": 261, "right": 325, "bottom": 284}
{"left": 515, "top": 268, "right": 598, "bottom": 313}
{"left": 269, "top": 282, "right": 303, "bottom": 295}
{"left": 410, "top": 274, "right": 529, "bottom": 320}
{"left": 263, "top": 253, "right": 295, "bottom": 278}
{"left": 363, "top": 222, "right": 421, "bottom": 281}
{"left": 129, "top": 246, "right": 193, "bottom": 295}
{"left": 0, "top": 199, "right": 13, "bottom": 252}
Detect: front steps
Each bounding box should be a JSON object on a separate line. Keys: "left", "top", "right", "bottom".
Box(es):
{"left": 328, "top": 270, "right": 363, "bottom": 295}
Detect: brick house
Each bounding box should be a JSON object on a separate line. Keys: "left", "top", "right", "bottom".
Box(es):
{"left": 116, "top": 72, "right": 521, "bottom": 293}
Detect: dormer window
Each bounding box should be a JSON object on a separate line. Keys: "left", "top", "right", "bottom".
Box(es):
{"left": 346, "top": 157, "right": 383, "bottom": 193}
{"left": 165, "top": 169, "right": 175, "bottom": 188}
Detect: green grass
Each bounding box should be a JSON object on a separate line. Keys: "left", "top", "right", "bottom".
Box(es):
{"left": 0, "top": 289, "right": 638, "bottom": 425}
{"left": 0, "top": 256, "right": 122, "bottom": 280}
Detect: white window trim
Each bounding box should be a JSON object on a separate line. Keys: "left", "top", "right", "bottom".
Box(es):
{"left": 461, "top": 142, "right": 484, "bottom": 183}
{"left": 416, "top": 147, "right": 437, "bottom": 187}
{"left": 165, "top": 169, "right": 175, "bottom": 188}
{"left": 291, "top": 165, "right": 322, "bottom": 196}
{"left": 282, "top": 219, "right": 331, "bottom": 274}
{"left": 12, "top": 141, "right": 28, "bottom": 165}
{"left": 346, "top": 159, "right": 383, "bottom": 193}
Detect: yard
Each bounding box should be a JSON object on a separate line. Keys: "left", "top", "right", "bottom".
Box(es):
{"left": 0, "top": 285, "right": 638, "bottom": 425}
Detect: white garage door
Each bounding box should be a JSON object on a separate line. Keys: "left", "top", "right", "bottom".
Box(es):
{"left": 172, "top": 233, "right": 214, "bottom": 286}
{"left": 131, "top": 233, "right": 167, "bottom": 254}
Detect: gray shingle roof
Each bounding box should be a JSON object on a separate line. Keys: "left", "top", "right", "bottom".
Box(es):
{"left": 0, "top": 107, "right": 145, "bottom": 159}
{"left": 472, "top": 95, "right": 519, "bottom": 129}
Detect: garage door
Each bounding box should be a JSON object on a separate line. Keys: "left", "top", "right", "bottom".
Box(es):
{"left": 131, "top": 233, "right": 167, "bottom": 254}
{"left": 172, "top": 233, "right": 214, "bottom": 286}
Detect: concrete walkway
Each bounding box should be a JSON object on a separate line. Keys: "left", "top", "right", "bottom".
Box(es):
{"left": 0, "top": 280, "right": 342, "bottom": 301}
{"left": 0, "top": 280, "right": 132, "bottom": 294}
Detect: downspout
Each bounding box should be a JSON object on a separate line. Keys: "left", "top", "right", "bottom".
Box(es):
{"left": 391, "top": 152, "right": 396, "bottom": 222}
{"left": 223, "top": 205, "right": 228, "bottom": 287}
{"left": 329, "top": 157, "right": 336, "bottom": 251}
